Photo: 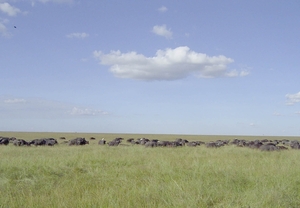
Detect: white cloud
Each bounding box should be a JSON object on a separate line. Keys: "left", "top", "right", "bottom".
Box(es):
{"left": 94, "top": 46, "right": 248, "bottom": 81}
{"left": 36, "top": 0, "right": 73, "bottom": 4}
{"left": 0, "top": 2, "right": 21, "bottom": 16}
{"left": 66, "top": 32, "right": 89, "bottom": 39}
{"left": 285, "top": 92, "right": 300, "bottom": 105}
{"left": 225, "top": 69, "right": 249, "bottom": 77}
{"left": 4, "top": 98, "right": 27, "bottom": 103}
{"left": 240, "top": 70, "right": 250, "bottom": 77}
{"left": 69, "top": 107, "right": 108, "bottom": 116}
{"left": 273, "top": 112, "right": 284, "bottom": 116}
{"left": 30, "top": 0, "right": 74, "bottom": 6}
{"left": 0, "top": 97, "right": 107, "bottom": 118}
{"left": 152, "top": 24, "right": 172, "bottom": 39}
{"left": 158, "top": 6, "right": 168, "bottom": 12}
{"left": 0, "top": 19, "right": 8, "bottom": 37}
{"left": 0, "top": 17, "right": 11, "bottom": 37}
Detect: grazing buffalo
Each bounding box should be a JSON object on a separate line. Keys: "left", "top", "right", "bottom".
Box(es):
{"left": 290, "top": 141, "right": 300, "bottom": 149}
{"left": 45, "top": 138, "right": 58, "bottom": 146}
{"left": 175, "top": 138, "right": 189, "bottom": 146}
{"left": 126, "top": 138, "right": 134, "bottom": 143}
{"left": 13, "top": 139, "right": 29, "bottom": 146}
{"left": 131, "top": 140, "right": 140, "bottom": 145}
{"left": 145, "top": 141, "right": 157, "bottom": 148}
{"left": 259, "top": 144, "right": 279, "bottom": 151}
{"left": 29, "top": 138, "right": 58, "bottom": 146}
{"left": 215, "top": 140, "right": 229, "bottom": 147}
{"left": 197, "top": 141, "right": 205, "bottom": 145}
{"left": 247, "top": 140, "right": 263, "bottom": 149}
{"left": 282, "top": 139, "right": 290, "bottom": 145}
{"left": 157, "top": 141, "right": 170, "bottom": 147}
{"left": 108, "top": 140, "right": 120, "bottom": 146}
{"left": 29, "top": 138, "right": 46, "bottom": 146}
{"left": 108, "top": 141, "right": 118, "bottom": 146}
{"left": 107, "top": 138, "right": 124, "bottom": 146}
{"left": 206, "top": 142, "right": 218, "bottom": 148}
{"left": 169, "top": 141, "right": 182, "bottom": 147}
{"left": 69, "top": 137, "right": 89, "bottom": 146}
{"left": 98, "top": 138, "right": 106, "bottom": 145}
{"left": 277, "top": 146, "right": 288, "bottom": 150}
{"left": 187, "top": 141, "right": 198, "bottom": 147}
{"left": 0, "top": 137, "right": 10, "bottom": 145}
{"left": 137, "top": 138, "right": 149, "bottom": 145}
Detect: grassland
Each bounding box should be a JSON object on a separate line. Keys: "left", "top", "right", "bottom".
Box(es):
{"left": 0, "top": 132, "right": 300, "bottom": 207}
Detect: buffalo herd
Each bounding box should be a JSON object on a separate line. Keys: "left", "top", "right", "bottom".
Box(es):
{"left": 0, "top": 135, "right": 299, "bottom": 151}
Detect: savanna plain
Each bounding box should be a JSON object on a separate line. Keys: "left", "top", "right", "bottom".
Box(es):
{"left": 1, "top": 132, "right": 300, "bottom": 208}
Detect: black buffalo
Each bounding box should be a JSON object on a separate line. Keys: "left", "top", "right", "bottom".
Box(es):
{"left": 107, "top": 138, "right": 124, "bottom": 146}
{"left": 69, "top": 137, "right": 89, "bottom": 146}
{"left": 29, "top": 138, "right": 58, "bottom": 146}
{"left": 0, "top": 137, "right": 10, "bottom": 145}
{"left": 13, "top": 139, "right": 29, "bottom": 146}
{"left": 145, "top": 141, "right": 158, "bottom": 148}
{"left": 259, "top": 143, "right": 279, "bottom": 151}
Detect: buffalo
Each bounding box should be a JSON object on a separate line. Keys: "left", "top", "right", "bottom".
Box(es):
{"left": 206, "top": 142, "right": 218, "bottom": 148}
{"left": 187, "top": 141, "right": 198, "bottom": 147}
{"left": 98, "top": 138, "right": 106, "bottom": 145}
{"left": 259, "top": 144, "right": 279, "bottom": 151}
{"left": 0, "top": 137, "right": 10, "bottom": 145}
{"left": 126, "top": 138, "right": 135, "bottom": 143}
{"left": 29, "top": 138, "right": 58, "bottom": 146}
{"left": 13, "top": 139, "right": 29, "bottom": 146}
{"left": 107, "top": 138, "right": 124, "bottom": 146}
{"left": 145, "top": 141, "right": 158, "bottom": 148}
{"left": 69, "top": 137, "right": 89, "bottom": 146}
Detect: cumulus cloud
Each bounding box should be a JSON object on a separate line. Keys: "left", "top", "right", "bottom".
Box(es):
{"left": 152, "top": 24, "right": 172, "bottom": 39}
{"left": 285, "top": 92, "right": 300, "bottom": 105}
{"left": 158, "top": 6, "right": 168, "bottom": 12}
{"left": 94, "top": 46, "right": 248, "bottom": 81}
{"left": 0, "top": 2, "right": 21, "bottom": 16}
{"left": 66, "top": 32, "right": 89, "bottom": 39}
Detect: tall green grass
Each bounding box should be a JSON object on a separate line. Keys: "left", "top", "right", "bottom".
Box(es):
{"left": 1, "top": 143, "right": 300, "bottom": 207}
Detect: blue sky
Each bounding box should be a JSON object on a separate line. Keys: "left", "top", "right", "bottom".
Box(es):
{"left": 1, "top": 0, "right": 299, "bottom": 136}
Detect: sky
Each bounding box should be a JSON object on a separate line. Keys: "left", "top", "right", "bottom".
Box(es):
{"left": 0, "top": 0, "right": 300, "bottom": 136}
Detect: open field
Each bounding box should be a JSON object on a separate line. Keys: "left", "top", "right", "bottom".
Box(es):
{"left": 1, "top": 132, "right": 300, "bottom": 207}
